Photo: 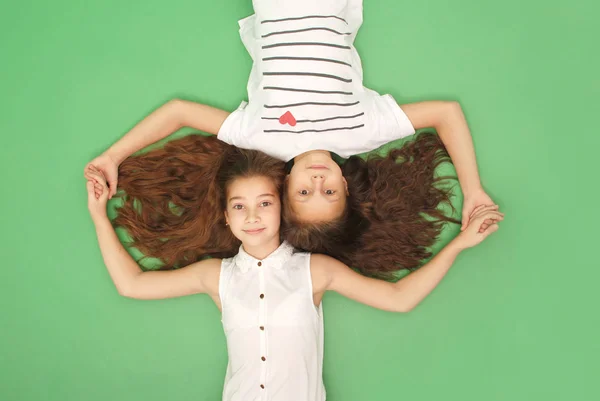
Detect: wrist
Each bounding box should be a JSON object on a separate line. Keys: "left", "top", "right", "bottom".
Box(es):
{"left": 461, "top": 181, "right": 483, "bottom": 197}
{"left": 105, "top": 147, "right": 125, "bottom": 165}
{"left": 91, "top": 213, "right": 111, "bottom": 227}
{"left": 446, "top": 237, "right": 469, "bottom": 253}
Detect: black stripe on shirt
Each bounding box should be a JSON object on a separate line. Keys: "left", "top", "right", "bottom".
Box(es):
{"left": 264, "top": 124, "right": 365, "bottom": 134}
{"left": 262, "top": 56, "right": 351, "bottom": 67}
{"left": 261, "top": 112, "right": 365, "bottom": 123}
{"left": 262, "top": 42, "right": 351, "bottom": 50}
{"left": 263, "top": 86, "right": 353, "bottom": 95}
{"left": 264, "top": 101, "right": 359, "bottom": 109}
{"left": 261, "top": 15, "right": 347, "bottom": 24}
{"left": 263, "top": 71, "right": 352, "bottom": 83}
{"left": 262, "top": 27, "right": 351, "bottom": 38}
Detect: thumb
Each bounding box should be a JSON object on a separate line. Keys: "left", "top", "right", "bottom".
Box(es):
{"left": 108, "top": 180, "right": 118, "bottom": 199}
{"left": 461, "top": 207, "right": 469, "bottom": 231}
{"left": 86, "top": 180, "right": 95, "bottom": 199}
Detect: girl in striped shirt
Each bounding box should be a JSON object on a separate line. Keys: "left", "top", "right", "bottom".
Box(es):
{"left": 86, "top": 0, "right": 498, "bottom": 277}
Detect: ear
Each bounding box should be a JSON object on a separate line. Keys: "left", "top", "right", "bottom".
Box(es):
{"left": 342, "top": 176, "right": 349, "bottom": 196}
{"left": 224, "top": 211, "right": 230, "bottom": 226}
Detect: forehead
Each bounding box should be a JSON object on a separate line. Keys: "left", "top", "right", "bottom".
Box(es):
{"left": 228, "top": 176, "right": 278, "bottom": 196}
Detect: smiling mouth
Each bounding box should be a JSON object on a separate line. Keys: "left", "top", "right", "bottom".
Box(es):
{"left": 243, "top": 228, "right": 266, "bottom": 235}
{"left": 308, "top": 165, "right": 329, "bottom": 170}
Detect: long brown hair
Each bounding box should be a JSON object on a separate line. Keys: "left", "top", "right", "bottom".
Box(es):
{"left": 282, "top": 132, "right": 460, "bottom": 280}
{"left": 114, "top": 135, "right": 285, "bottom": 269}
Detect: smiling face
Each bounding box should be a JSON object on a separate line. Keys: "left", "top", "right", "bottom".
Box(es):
{"left": 286, "top": 150, "right": 348, "bottom": 223}
{"left": 224, "top": 176, "right": 281, "bottom": 250}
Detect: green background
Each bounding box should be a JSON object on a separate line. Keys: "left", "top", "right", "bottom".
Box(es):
{"left": 1, "top": 0, "right": 598, "bottom": 400}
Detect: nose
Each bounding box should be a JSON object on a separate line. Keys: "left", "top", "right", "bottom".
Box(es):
{"left": 311, "top": 174, "right": 325, "bottom": 190}
{"left": 245, "top": 209, "right": 260, "bottom": 224}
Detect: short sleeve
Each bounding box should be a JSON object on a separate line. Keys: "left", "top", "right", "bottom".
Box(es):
{"left": 373, "top": 93, "right": 416, "bottom": 142}
{"left": 217, "top": 101, "right": 248, "bottom": 146}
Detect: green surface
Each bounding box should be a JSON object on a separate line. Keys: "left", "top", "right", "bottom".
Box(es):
{"left": 1, "top": 0, "right": 598, "bottom": 400}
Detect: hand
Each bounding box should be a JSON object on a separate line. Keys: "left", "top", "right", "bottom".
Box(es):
{"left": 86, "top": 166, "right": 110, "bottom": 222}
{"left": 461, "top": 187, "right": 496, "bottom": 231}
{"left": 454, "top": 205, "right": 503, "bottom": 249}
{"left": 84, "top": 152, "right": 119, "bottom": 199}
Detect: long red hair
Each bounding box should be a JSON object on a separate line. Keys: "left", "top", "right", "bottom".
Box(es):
{"left": 114, "top": 135, "right": 286, "bottom": 269}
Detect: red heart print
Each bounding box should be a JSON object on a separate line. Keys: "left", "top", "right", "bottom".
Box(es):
{"left": 279, "top": 111, "right": 297, "bottom": 126}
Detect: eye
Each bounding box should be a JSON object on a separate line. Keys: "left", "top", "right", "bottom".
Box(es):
{"left": 232, "top": 204, "right": 244, "bottom": 210}
{"left": 299, "top": 189, "right": 309, "bottom": 196}
{"left": 324, "top": 189, "right": 336, "bottom": 195}
{"left": 260, "top": 201, "right": 272, "bottom": 207}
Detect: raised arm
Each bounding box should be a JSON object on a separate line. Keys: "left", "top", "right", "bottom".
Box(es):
{"left": 85, "top": 100, "right": 230, "bottom": 199}
{"left": 106, "top": 100, "right": 230, "bottom": 164}
{"left": 401, "top": 101, "right": 496, "bottom": 230}
{"left": 85, "top": 167, "right": 221, "bottom": 302}
{"left": 311, "top": 205, "right": 503, "bottom": 313}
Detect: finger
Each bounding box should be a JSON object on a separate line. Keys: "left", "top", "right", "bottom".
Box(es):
{"left": 470, "top": 214, "right": 503, "bottom": 232}
{"left": 86, "top": 180, "right": 96, "bottom": 198}
{"left": 472, "top": 207, "right": 502, "bottom": 220}
{"left": 98, "top": 182, "right": 110, "bottom": 202}
{"left": 477, "top": 211, "right": 504, "bottom": 221}
{"left": 469, "top": 204, "right": 489, "bottom": 218}
{"left": 473, "top": 216, "right": 503, "bottom": 228}
{"left": 481, "top": 223, "right": 499, "bottom": 237}
{"left": 87, "top": 171, "right": 108, "bottom": 187}
{"left": 84, "top": 168, "right": 96, "bottom": 181}
{"left": 108, "top": 180, "right": 118, "bottom": 199}
{"left": 461, "top": 214, "right": 469, "bottom": 231}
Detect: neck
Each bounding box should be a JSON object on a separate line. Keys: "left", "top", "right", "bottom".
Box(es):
{"left": 242, "top": 235, "right": 282, "bottom": 260}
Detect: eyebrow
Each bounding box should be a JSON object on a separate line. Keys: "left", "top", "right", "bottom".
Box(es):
{"left": 295, "top": 195, "right": 340, "bottom": 204}
{"left": 229, "top": 193, "right": 276, "bottom": 202}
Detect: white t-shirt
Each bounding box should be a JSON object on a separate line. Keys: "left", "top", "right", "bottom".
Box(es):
{"left": 219, "top": 241, "right": 325, "bottom": 401}
{"left": 218, "top": 0, "right": 415, "bottom": 162}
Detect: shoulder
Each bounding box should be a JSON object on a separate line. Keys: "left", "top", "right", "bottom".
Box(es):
{"left": 309, "top": 254, "right": 348, "bottom": 292}
{"left": 216, "top": 102, "right": 248, "bottom": 144}
{"left": 188, "top": 257, "right": 222, "bottom": 280}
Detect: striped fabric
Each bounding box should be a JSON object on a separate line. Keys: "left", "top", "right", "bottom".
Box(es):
{"left": 218, "top": 0, "right": 416, "bottom": 162}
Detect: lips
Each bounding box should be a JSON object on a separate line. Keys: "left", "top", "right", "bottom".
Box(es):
{"left": 308, "top": 165, "right": 329, "bottom": 170}
{"left": 243, "top": 228, "right": 266, "bottom": 235}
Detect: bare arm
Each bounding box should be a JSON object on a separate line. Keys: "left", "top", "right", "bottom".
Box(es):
{"left": 107, "top": 99, "right": 231, "bottom": 164}
{"left": 401, "top": 101, "right": 481, "bottom": 195}
{"left": 92, "top": 218, "right": 221, "bottom": 300}
{"left": 311, "top": 206, "right": 503, "bottom": 312}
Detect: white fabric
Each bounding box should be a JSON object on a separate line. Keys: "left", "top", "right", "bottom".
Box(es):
{"left": 219, "top": 241, "right": 326, "bottom": 401}
{"left": 218, "top": 0, "right": 415, "bottom": 162}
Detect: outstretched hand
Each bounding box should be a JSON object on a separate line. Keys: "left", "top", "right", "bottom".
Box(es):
{"left": 84, "top": 153, "right": 119, "bottom": 199}
{"left": 454, "top": 204, "right": 503, "bottom": 249}
{"left": 461, "top": 188, "right": 496, "bottom": 232}
{"left": 86, "top": 166, "right": 110, "bottom": 222}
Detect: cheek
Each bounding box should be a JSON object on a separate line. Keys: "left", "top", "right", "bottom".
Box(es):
{"left": 267, "top": 206, "right": 282, "bottom": 226}
{"left": 227, "top": 212, "right": 245, "bottom": 230}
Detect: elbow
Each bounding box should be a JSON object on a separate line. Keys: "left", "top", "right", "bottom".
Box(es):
{"left": 446, "top": 100, "right": 463, "bottom": 116}
{"left": 168, "top": 98, "right": 184, "bottom": 106}
{"left": 116, "top": 283, "right": 136, "bottom": 299}
{"left": 394, "top": 304, "right": 415, "bottom": 313}
{"left": 441, "top": 100, "right": 461, "bottom": 118}
{"left": 392, "top": 297, "right": 418, "bottom": 313}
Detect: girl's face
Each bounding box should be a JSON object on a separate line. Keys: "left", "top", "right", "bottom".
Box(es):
{"left": 286, "top": 151, "right": 348, "bottom": 222}
{"left": 224, "top": 176, "right": 281, "bottom": 248}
